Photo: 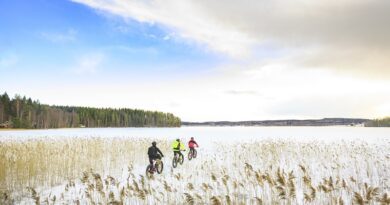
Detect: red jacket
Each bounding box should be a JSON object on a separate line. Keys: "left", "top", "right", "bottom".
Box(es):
{"left": 188, "top": 140, "right": 198, "bottom": 148}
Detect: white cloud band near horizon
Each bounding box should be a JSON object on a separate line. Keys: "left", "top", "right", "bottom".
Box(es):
{"left": 5, "top": 62, "right": 390, "bottom": 121}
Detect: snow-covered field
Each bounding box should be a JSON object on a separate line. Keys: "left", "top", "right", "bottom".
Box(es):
{"left": 0, "top": 127, "right": 389, "bottom": 204}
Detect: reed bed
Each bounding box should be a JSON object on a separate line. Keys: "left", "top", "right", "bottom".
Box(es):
{"left": 0, "top": 136, "right": 389, "bottom": 204}
{"left": 0, "top": 137, "right": 169, "bottom": 201}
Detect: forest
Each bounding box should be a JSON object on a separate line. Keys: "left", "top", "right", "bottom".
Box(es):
{"left": 365, "top": 117, "right": 390, "bottom": 127}
{"left": 0, "top": 93, "right": 181, "bottom": 128}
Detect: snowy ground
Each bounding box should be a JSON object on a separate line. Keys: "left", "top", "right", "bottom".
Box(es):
{"left": 0, "top": 127, "right": 389, "bottom": 204}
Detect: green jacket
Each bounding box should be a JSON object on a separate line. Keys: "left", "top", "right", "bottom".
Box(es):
{"left": 171, "top": 140, "right": 185, "bottom": 151}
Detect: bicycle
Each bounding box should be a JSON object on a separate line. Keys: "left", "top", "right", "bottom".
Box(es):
{"left": 188, "top": 148, "right": 197, "bottom": 160}
{"left": 172, "top": 151, "right": 185, "bottom": 168}
{"left": 146, "top": 158, "right": 164, "bottom": 178}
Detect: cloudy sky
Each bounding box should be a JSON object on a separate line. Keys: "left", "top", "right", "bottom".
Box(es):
{"left": 1, "top": 0, "right": 389, "bottom": 121}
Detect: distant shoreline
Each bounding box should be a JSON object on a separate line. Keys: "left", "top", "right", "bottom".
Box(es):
{"left": 182, "top": 118, "right": 369, "bottom": 127}
{"left": 0, "top": 118, "right": 372, "bottom": 130}
{"left": 0, "top": 128, "right": 30, "bottom": 131}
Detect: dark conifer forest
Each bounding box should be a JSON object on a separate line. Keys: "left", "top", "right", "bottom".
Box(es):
{"left": 0, "top": 93, "right": 181, "bottom": 128}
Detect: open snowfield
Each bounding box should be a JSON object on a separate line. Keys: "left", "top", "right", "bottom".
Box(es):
{"left": 0, "top": 127, "right": 389, "bottom": 204}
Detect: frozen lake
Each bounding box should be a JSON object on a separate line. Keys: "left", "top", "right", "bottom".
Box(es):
{"left": 1, "top": 126, "right": 389, "bottom": 144}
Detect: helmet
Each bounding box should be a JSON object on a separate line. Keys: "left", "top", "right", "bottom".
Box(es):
{"left": 191, "top": 137, "right": 194, "bottom": 140}
{"left": 176, "top": 138, "right": 180, "bottom": 142}
{"left": 152, "top": 141, "right": 157, "bottom": 146}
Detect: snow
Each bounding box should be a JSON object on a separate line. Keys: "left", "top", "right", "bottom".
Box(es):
{"left": 1, "top": 127, "right": 389, "bottom": 204}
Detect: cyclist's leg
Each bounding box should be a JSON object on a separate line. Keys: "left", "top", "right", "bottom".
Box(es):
{"left": 148, "top": 157, "right": 154, "bottom": 171}
{"left": 174, "top": 151, "right": 180, "bottom": 159}
{"left": 149, "top": 157, "right": 153, "bottom": 166}
{"left": 179, "top": 150, "right": 184, "bottom": 158}
{"left": 153, "top": 157, "right": 157, "bottom": 169}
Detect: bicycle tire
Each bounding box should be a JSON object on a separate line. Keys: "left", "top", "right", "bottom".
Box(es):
{"left": 179, "top": 154, "right": 184, "bottom": 165}
{"left": 188, "top": 150, "right": 193, "bottom": 160}
{"left": 146, "top": 164, "right": 153, "bottom": 178}
{"left": 172, "top": 156, "right": 177, "bottom": 168}
{"left": 193, "top": 149, "right": 197, "bottom": 158}
{"left": 156, "top": 160, "right": 164, "bottom": 174}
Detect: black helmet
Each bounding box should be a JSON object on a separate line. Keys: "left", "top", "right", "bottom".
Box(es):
{"left": 176, "top": 138, "right": 180, "bottom": 142}
{"left": 152, "top": 141, "right": 157, "bottom": 146}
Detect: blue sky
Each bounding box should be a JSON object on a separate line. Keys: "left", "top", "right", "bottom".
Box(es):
{"left": 1, "top": 0, "right": 390, "bottom": 121}
{"left": 0, "top": 0, "right": 220, "bottom": 81}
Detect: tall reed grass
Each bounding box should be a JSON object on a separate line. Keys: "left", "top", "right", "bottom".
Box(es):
{"left": 1, "top": 136, "right": 389, "bottom": 204}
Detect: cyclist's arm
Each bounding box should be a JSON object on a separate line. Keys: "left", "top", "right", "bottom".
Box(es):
{"left": 157, "top": 148, "right": 164, "bottom": 157}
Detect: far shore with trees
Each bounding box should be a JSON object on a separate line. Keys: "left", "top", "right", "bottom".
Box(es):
{"left": 0, "top": 92, "right": 181, "bottom": 129}
{"left": 1, "top": 92, "right": 389, "bottom": 129}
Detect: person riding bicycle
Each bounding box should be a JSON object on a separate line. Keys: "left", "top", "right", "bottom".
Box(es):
{"left": 188, "top": 137, "right": 199, "bottom": 153}
{"left": 172, "top": 138, "right": 185, "bottom": 160}
{"left": 147, "top": 141, "right": 164, "bottom": 171}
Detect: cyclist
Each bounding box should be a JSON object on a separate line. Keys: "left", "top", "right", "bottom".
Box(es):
{"left": 172, "top": 138, "right": 185, "bottom": 160}
{"left": 188, "top": 137, "right": 199, "bottom": 154}
{"left": 147, "top": 141, "right": 164, "bottom": 171}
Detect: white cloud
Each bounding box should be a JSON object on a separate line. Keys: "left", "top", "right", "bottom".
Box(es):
{"left": 225, "top": 90, "right": 260, "bottom": 96}
{"left": 71, "top": 0, "right": 256, "bottom": 57}
{"left": 0, "top": 54, "right": 18, "bottom": 68}
{"left": 162, "top": 35, "right": 170, "bottom": 41}
{"left": 71, "top": 0, "right": 390, "bottom": 76}
{"left": 40, "top": 28, "right": 77, "bottom": 43}
{"left": 108, "top": 45, "right": 159, "bottom": 55}
{"left": 72, "top": 53, "right": 105, "bottom": 74}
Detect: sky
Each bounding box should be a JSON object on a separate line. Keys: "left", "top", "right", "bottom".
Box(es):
{"left": 1, "top": 0, "right": 389, "bottom": 121}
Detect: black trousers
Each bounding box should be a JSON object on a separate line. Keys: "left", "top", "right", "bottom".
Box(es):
{"left": 173, "top": 150, "right": 183, "bottom": 158}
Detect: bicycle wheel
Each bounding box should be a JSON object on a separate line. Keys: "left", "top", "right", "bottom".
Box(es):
{"left": 172, "top": 156, "right": 177, "bottom": 168}
{"left": 188, "top": 150, "right": 193, "bottom": 160}
{"left": 146, "top": 164, "right": 153, "bottom": 178}
{"left": 193, "top": 149, "right": 197, "bottom": 158}
{"left": 156, "top": 160, "right": 164, "bottom": 174}
{"left": 179, "top": 154, "right": 184, "bottom": 165}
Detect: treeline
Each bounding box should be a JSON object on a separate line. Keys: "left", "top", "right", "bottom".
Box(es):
{"left": 365, "top": 117, "right": 390, "bottom": 127}
{"left": 0, "top": 93, "right": 181, "bottom": 128}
